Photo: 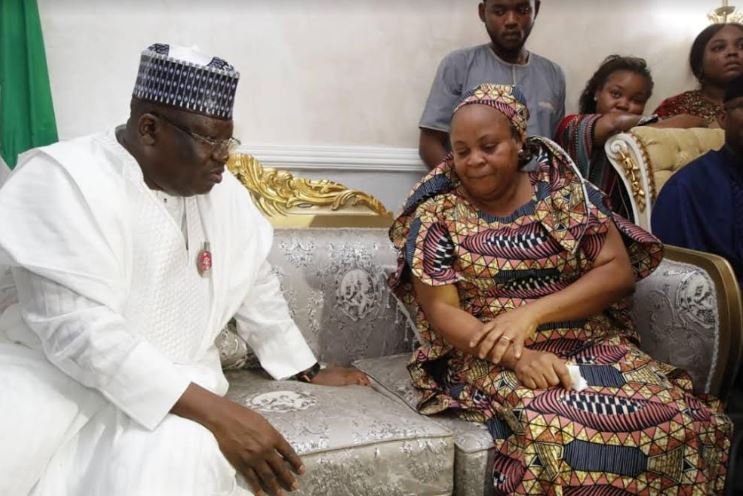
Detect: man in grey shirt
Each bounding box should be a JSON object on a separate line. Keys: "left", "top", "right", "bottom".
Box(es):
{"left": 419, "top": 0, "right": 565, "bottom": 169}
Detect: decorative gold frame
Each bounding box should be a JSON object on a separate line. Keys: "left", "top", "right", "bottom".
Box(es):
{"left": 612, "top": 144, "right": 648, "bottom": 212}
{"left": 665, "top": 245, "right": 743, "bottom": 402}
{"left": 227, "top": 153, "right": 394, "bottom": 228}
{"left": 628, "top": 130, "right": 659, "bottom": 202}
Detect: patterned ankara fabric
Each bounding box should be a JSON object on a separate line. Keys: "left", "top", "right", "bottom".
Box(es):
{"left": 654, "top": 90, "right": 723, "bottom": 124}
{"left": 454, "top": 83, "right": 530, "bottom": 140}
{"left": 389, "top": 137, "right": 731, "bottom": 494}
{"left": 555, "top": 114, "right": 635, "bottom": 221}
{"left": 132, "top": 43, "right": 239, "bottom": 119}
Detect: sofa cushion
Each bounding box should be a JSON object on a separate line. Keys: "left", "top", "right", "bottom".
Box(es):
{"left": 225, "top": 369, "right": 454, "bottom": 496}
{"left": 270, "top": 228, "right": 415, "bottom": 365}
{"left": 353, "top": 354, "right": 493, "bottom": 496}
{"left": 629, "top": 127, "right": 724, "bottom": 196}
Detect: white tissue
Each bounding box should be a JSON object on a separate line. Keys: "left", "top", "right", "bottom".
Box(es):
{"left": 566, "top": 364, "right": 588, "bottom": 391}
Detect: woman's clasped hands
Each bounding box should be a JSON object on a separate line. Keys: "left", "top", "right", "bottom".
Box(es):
{"left": 469, "top": 307, "right": 572, "bottom": 390}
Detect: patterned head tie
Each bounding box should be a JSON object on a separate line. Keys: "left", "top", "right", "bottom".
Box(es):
{"left": 453, "top": 83, "right": 530, "bottom": 140}
{"left": 132, "top": 43, "right": 240, "bottom": 120}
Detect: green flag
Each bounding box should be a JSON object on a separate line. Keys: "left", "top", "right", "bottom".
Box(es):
{"left": 0, "top": 0, "right": 58, "bottom": 168}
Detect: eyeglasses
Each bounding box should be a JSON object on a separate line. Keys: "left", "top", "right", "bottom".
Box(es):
{"left": 153, "top": 113, "right": 241, "bottom": 155}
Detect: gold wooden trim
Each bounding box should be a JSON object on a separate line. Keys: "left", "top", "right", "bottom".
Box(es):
{"left": 227, "top": 153, "right": 393, "bottom": 228}
{"left": 270, "top": 214, "right": 394, "bottom": 229}
{"left": 613, "top": 144, "right": 647, "bottom": 212}
{"left": 628, "top": 129, "right": 658, "bottom": 202}
{"left": 664, "top": 245, "right": 743, "bottom": 402}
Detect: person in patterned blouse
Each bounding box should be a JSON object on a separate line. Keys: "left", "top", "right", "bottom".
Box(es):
{"left": 390, "top": 83, "right": 732, "bottom": 494}
{"left": 555, "top": 55, "right": 706, "bottom": 222}
{"left": 655, "top": 23, "right": 743, "bottom": 125}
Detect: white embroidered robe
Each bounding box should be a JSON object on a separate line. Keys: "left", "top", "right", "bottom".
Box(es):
{"left": 0, "top": 131, "right": 316, "bottom": 495}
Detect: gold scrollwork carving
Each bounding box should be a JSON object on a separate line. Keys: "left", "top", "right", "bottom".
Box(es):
{"left": 227, "top": 153, "right": 392, "bottom": 218}
{"left": 629, "top": 132, "right": 658, "bottom": 202}
{"left": 611, "top": 143, "right": 647, "bottom": 213}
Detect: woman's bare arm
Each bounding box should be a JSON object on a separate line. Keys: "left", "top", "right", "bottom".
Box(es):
{"left": 592, "top": 113, "right": 643, "bottom": 146}
{"left": 412, "top": 278, "right": 520, "bottom": 369}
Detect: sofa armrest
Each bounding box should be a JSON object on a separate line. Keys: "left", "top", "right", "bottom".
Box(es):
{"left": 604, "top": 131, "right": 654, "bottom": 229}
{"left": 631, "top": 245, "right": 743, "bottom": 400}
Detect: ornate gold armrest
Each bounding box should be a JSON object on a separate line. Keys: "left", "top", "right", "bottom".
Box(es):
{"left": 605, "top": 132, "right": 653, "bottom": 229}
{"left": 228, "top": 153, "right": 393, "bottom": 228}
{"left": 606, "top": 127, "right": 726, "bottom": 233}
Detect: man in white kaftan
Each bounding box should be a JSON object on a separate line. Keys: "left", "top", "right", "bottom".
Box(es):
{"left": 0, "top": 44, "right": 366, "bottom": 496}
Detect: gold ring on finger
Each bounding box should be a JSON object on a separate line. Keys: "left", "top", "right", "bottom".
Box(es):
{"left": 499, "top": 335, "right": 512, "bottom": 342}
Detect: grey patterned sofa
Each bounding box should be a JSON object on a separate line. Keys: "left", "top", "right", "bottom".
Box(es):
{"left": 217, "top": 154, "right": 743, "bottom": 496}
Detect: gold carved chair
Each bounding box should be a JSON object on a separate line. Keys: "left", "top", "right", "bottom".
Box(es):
{"left": 605, "top": 127, "right": 724, "bottom": 231}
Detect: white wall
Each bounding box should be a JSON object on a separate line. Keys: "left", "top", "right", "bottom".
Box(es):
{"left": 37, "top": 0, "right": 723, "bottom": 211}
{"left": 39, "top": 0, "right": 719, "bottom": 147}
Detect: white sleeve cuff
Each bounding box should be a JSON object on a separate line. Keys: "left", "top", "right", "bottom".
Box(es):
{"left": 249, "top": 324, "right": 317, "bottom": 380}
{"left": 101, "top": 341, "right": 191, "bottom": 431}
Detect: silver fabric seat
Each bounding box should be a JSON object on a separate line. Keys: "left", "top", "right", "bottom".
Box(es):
{"left": 226, "top": 369, "right": 454, "bottom": 496}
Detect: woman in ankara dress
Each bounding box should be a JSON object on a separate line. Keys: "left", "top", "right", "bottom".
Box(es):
{"left": 389, "top": 83, "right": 731, "bottom": 494}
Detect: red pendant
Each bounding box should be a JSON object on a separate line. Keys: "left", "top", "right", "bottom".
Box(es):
{"left": 197, "top": 242, "right": 212, "bottom": 277}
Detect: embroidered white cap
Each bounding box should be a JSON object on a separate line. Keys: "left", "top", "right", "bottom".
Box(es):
{"left": 132, "top": 43, "right": 240, "bottom": 120}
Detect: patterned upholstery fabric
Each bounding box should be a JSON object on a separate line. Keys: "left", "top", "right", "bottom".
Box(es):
{"left": 216, "top": 228, "right": 415, "bottom": 369}
{"left": 225, "top": 369, "right": 454, "bottom": 496}
{"left": 605, "top": 127, "right": 725, "bottom": 230}
{"left": 269, "top": 228, "right": 414, "bottom": 365}
{"left": 214, "top": 319, "right": 257, "bottom": 370}
{"left": 631, "top": 257, "right": 720, "bottom": 393}
{"left": 630, "top": 127, "right": 724, "bottom": 195}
